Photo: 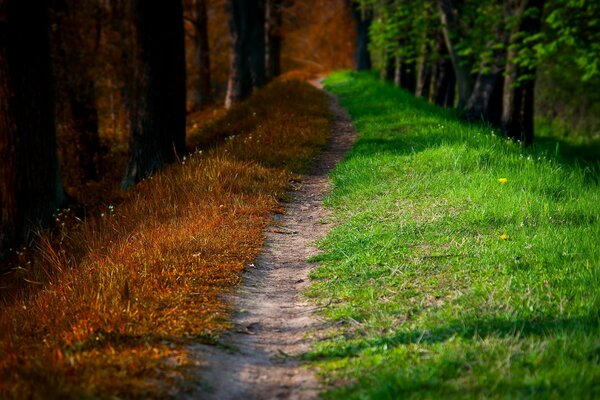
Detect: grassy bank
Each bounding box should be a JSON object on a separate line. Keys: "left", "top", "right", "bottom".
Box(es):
{"left": 308, "top": 72, "right": 600, "bottom": 398}
{"left": 0, "top": 80, "right": 330, "bottom": 398}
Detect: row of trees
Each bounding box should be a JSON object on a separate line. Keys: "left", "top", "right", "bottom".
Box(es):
{"left": 351, "top": 0, "right": 600, "bottom": 145}
{"left": 0, "top": 0, "right": 284, "bottom": 260}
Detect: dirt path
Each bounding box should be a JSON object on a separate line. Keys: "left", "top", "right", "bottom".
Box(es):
{"left": 184, "top": 83, "right": 355, "bottom": 400}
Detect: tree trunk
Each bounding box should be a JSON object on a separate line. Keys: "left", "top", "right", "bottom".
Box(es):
{"left": 438, "top": 0, "right": 472, "bottom": 109}
{"left": 0, "top": 1, "right": 65, "bottom": 259}
{"left": 429, "top": 32, "right": 456, "bottom": 107}
{"left": 381, "top": 53, "right": 395, "bottom": 82}
{"left": 50, "top": 0, "right": 101, "bottom": 182}
{"left": 225, "top": 0, "right": 266, "bottom": 108}
{"left": 464, "top": 1, "right": 512, "bottom": 122}
{"left": 415, "top": 42, "right": 431, "bottom": 98}
{"left": 122, "top": 0, "right": 186, "bottom": 189}
{"left": 191, "top": 0, "right": 212, "bottom": 110}
{"left": 265, "top": 0, "right": 282, "bottom": 81}
{"left": 400, "top": 60, "right": 416, "bottom": 93}
{"left": 350, "top": 1, "right": 372, "bottom": 70}
{"left": 393, "top": 55, "right": 401, "bottom": 86}
{"left": 501, "top": 0, "right": 544, "bottom": 145}
{"left": 70, "top": 81, "right": 100, "bottom": 181}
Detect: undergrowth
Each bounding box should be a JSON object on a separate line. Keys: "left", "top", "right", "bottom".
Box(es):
{"left": 0, "top": 80, "right": 330, "bottom": 399}
{"left": 307, "top": 72, "right": 600, "bottom": 399}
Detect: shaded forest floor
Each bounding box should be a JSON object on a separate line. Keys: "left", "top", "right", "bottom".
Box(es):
{"left": 0, "top": 80, "right": 331, "bottom": 398}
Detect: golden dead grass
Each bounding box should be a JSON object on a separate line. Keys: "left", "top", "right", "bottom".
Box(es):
{"left": 0, "top": 80, "right": 330, "bottom": 398}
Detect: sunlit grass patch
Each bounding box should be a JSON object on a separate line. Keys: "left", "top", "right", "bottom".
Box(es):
{"left": 0, "top": 80, "right": 330, "bottom": 398}
{"left": 308, "top": 72, "right": 600, "bottom": 399}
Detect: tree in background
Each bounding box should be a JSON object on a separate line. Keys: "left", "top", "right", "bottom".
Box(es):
{"left": 282, "top": 0, "right": 354, "bottom": 73}
{"left": 437, "top": 0, "right": 473, "bottom": 109}
{"left": 353, "top": 0, "right": 597, "bottom": 145}
{"left": 123, "top": 0, "right": 187, "bottom": 189}
{"left": 225, "top": 0, "right": 266, "bottom": 108}
{"left": 0, "top": 1, "right": 65, "bottom": 258}
{"left": 50, "top": 0, "right": 101, "bottom": 183}
{"left": 265, "top": 0, "right": 283, "bottom": 80}
{"left": 429, "top": 32, "right": 456, "bottom": 107}
{"left": 349, "top": 0, "right": 372, "bottom": 70}
{"left": 189, "top": 0, "right": 212, "bottom": 110}
{"left": 501, "top": 0, "right": 545, "bottom": 145}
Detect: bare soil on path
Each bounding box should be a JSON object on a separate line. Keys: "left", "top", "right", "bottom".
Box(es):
{"left": 184, "top": 83, "right": 355, "bottom": 400}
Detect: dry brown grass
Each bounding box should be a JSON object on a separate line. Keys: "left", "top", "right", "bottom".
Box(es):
{"left": 0, "top": 80, "right": 330, "bottom": 399}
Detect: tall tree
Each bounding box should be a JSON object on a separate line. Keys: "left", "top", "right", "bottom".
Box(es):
{"left": 50, "top": 0, "right": 101, "bottom": 182}
{"left": 265, "top": 0, "right": 283, "bottom": 81}
{"left": 438, "top": 0, "right": 473, "bottom": 109}
{"left": 122, "top": 0, "right": 186, "bottom": 189}
{"left": 225, "top": 0, "right": 266, "bottom": 108}
{"left": 501, "top": 0, "right": 545, "bottom": 145}
{"left": 0, "top": 0, "right": 65, "bottom": 259}
{"left": 191, "top": 0, "right": 212, "bottom": 110}
{"left": 429, "top": 32, "right": 456, "bottom": 107}
{"left": 464, "top": 0, "right": 512, "bottom": 123}
{"left": 350, "top": 1, "right": 372, "bottom": 70}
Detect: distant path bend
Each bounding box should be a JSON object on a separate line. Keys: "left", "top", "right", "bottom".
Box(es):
{"left": 186, "top": 79, "right": 356, "bottom": 400}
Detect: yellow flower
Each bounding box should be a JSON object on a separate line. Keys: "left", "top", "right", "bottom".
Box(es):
{"left": 500, "top": 233, "right": 508, "bottom": 240}
{"left": 498, "top": 178, "right": 508, "bottom": 184}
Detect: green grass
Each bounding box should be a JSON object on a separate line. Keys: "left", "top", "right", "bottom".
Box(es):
{"left": 307, "top": 71, "right": 600, "bottom": 399}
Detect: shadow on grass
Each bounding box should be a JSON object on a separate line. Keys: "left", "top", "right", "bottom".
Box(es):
{"left": 306, "top": 313, "right": 600, "bottom": 361}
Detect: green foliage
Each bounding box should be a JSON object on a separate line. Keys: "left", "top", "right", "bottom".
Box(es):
{"left": 310, "top": 72, "right": 600, "bottom": 398}
{"left": 360, "top": 0, "right": 436, "bottom": 71}
{"left": 536, "top": 0, "right": 600, "bottom": 81}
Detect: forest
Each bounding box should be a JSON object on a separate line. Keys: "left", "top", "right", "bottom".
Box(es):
{"left": 1, "top": 0, "right": 599, "bottom": 398}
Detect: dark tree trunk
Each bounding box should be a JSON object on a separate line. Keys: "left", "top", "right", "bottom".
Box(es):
{"left": 429, "top": 33, "right": 456, "bottom": 107}
{"left": 70, "top": 81, "right": 100, "bottom": 180}
{"left": 0, "top": 1, "right": 65, "bottom": 259}
{"left": 265, "top": 0, "right": 282, "bottom": 81}
{"left": 122, "top": 0, "right": 186, "bottom": 189}
{"left": 381, "top": 53, "right": 395, "bottom": 82}
{"left": 400, "top": 60, "right": 416, "bottom": 93}
{"left": 350, "top": 1, "right": 372, "bottom": 70}
{"left": 438, "top": 0, "right": 472, "bottom": 109}
{"left": 191, "top": 0, "right": 212, "bottom": 110}
{"left": 487, "top": 73, "right": 504, "bottom": 125}
{"left": 225, "top": 0, "right": 266, "bottom": 108}
{"left": 464, "top": 1, "right": 512, "bottom": 122}
{"left": 50, "top": 0, "right": 101, "bottom": 182}
{"left": 393, "top": 55, "right": 401, "bottom": 86}
{"left": 415, "top": 43, "right": 431, "bottom": 98}
{"left": 501, "top": 0, "right": 544, "bottom": 145}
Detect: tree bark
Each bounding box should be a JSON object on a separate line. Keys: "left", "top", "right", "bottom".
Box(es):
{"left": 350, "top": 1, "right": 372, "bottom": 70}
{"left": 429, "top": 32, "right": 456, "bottom": 107}
{"left": 0, "top": 1, "right": 65, "bottom": 259}
{"left": 400, "top": 60, "right": 416, "bottom": 93}
{"left": 50, "top": 0, "right": 101, "bottom": 182}
{"left": 438, "top": 0, "right": 472, "bottom": 109}
{"left": 501, "top": 0, "right": 544, "bottom": 145}
{"left": 191, "top": 0, "right": 212, "bottom": 110}
{"left": 265, "top": 0, "right": 282, "bottom": 81}
{"left": 225, "top": 0, "right": 266, "bottom": 108}
{"left": 122, "top": 0, "right": 186, "bottom": 189}
{"left": 464, "top": 1, "right": 512, "bottom": 122}
{"left": 415, "top": 41, "right": 431, "bottom": 98}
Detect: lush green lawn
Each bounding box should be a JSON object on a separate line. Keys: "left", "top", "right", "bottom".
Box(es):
{"left": 307, "top": 71, "right": 600, "bottom": 399}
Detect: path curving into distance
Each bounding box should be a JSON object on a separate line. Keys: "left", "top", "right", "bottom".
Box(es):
{"left": 184, "top": 80, "right": 356, "bottom": 400}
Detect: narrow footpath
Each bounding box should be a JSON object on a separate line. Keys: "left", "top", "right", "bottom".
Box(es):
{"left": 185, "top": 83, "right": 356, "bottom": 400}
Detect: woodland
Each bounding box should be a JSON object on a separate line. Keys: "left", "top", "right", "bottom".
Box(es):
{"left": 0, "top": 0, "right": 599, "bottom": 398}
